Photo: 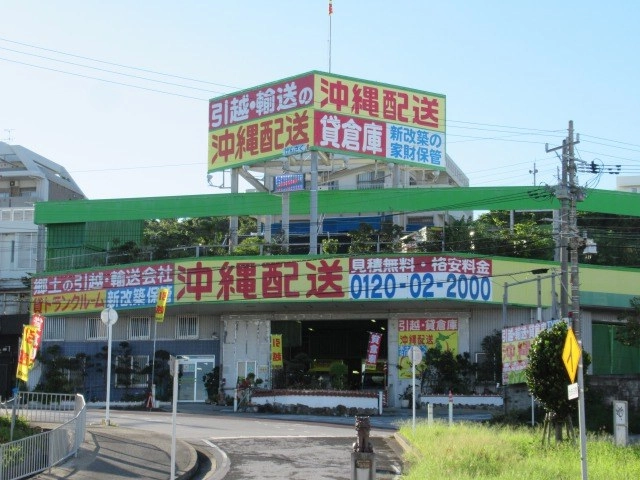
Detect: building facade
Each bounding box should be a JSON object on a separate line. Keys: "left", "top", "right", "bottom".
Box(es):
{"left": 0, "top": 141, "right": 84, "bottom": 397}
{"left": 29, "top": 188, "right": 640, "bottom": 406}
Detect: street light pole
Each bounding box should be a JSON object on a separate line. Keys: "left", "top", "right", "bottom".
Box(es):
{"left": 100, "top": 307, "right": 118, "bottom": 426}
{"left": 501, "top": 268, "right": 552, "bottom": 414}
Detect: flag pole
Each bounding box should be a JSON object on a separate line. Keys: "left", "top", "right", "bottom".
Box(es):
{"left": 328, "top": 0, "right": 333, "bottom": 72}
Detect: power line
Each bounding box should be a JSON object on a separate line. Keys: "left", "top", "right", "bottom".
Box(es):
{"left": 0, "top": 45, "right": 222, "bottom": 94}
{"left": 0, "top": 36, "right": 238, "bottom": 89}
{"left": 0, "top": 56, "right": 208, "bottom": 101}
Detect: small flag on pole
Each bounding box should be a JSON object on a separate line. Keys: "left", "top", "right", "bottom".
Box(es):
{"left": 329, "top": 0, "right": 333, "bottom": 15}
{"left": 155, "top": 287, "right": 170, "bottom": 323}
{"left": 16, "top": 325, "right": 37, "bottom": 382}
{"left": 29, "top": 313, "right": 45, "bottom": 368}
{"left": 271, "top": 334, "right": 283, "bottom": 368}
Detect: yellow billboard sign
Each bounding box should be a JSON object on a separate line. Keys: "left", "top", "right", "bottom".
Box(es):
{"left": 397, "top": 318, "right": 458, "bottom": 379}
{"left": 314, "top": 73, "right": 445, "bottom": 132}
{"left": 208, "top": 71, "right": 446, "bottom": 172}
{"left": 208, "top": 108, "right": 313, "bottom": 171}
{"left": 174, "top": 258, "right": 349, "bottom": 303}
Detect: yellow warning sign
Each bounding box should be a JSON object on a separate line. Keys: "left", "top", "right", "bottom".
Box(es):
{"left": 562, "top": 327, "right": 581, "bottom": 383}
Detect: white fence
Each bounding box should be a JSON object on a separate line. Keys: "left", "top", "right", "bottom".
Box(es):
{"left": 0, "top": 392, "right": 87, "bottom": 480}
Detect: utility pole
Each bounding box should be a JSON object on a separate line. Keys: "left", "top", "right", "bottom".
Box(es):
{"left": 546, "top": 120, "right": 587, "bottom": 480}
{"left": 529, "top": 161, "right": 538, "bottom": 186}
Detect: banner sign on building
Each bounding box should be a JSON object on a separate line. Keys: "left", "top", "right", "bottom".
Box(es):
{"left": 502, "top": 319, "right": 563, "bottom": 385}
{"left": 365, "top": 332, "right": 383, "bottom": 370}
{"left": 208, "top": 71, "right": 446, "bottom": 172}
{"left": 155, "top": 287, "right": 170, "bottom": 322}
{"left": 31, "top": 263, "right": 175, "bottom": 315}
{"left": 349, "top": 256, "right": 492, "bottom": 301}
{"left": 271, "top": 334, "right": 283, "bottom": 368}
{"left": 273, "top": 173, "right": 305, "bottom": 193}
{"left": 32, "top": 256, "right": 493, "bottom": 314}
{"left": 397, "top": 317, "right": 458, "bottom": 379}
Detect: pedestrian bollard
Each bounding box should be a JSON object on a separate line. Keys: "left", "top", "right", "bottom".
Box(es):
{"left": 351, "top": 415, "right": 376, "bottom": 480}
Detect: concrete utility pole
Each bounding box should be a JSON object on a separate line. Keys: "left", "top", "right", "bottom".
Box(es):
{"left": 229, "top": 168, "right": 239, "bottom": 253}
{"left": 546, "top": 120, "right": 587, "bottom": 480}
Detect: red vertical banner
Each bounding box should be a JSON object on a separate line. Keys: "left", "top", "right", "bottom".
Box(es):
{"left": 28, "top": 313, "right": 45, "bottom": 367}
{"left": 329, "top": 0, "right": 333, "bottom": 15}
{"left": 365, "top": 332, "right": 383, "bottom": 370}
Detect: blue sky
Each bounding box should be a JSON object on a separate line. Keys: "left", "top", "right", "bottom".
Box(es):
{"left": 1, "top": 1, "right": 639, "bottom": 199}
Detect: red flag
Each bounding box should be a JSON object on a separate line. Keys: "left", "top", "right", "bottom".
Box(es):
{"left": 329, "top": 0, "right": 333, "bottom": 15}
{"left": 365, "top": 332, "right": 383, "bottom": 370}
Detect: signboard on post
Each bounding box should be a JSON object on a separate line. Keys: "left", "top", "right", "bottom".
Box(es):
{"left": 562, "top": 327, "right": 580, "bottom": 384}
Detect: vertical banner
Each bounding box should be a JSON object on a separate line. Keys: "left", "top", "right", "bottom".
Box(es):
{"left": 28, "top": 313, "right": 45, "bottom": 367}
{"left": 155, "top": 287, "right": 170, "bottom": 322}
{"left": 365, "top": 332, "right": 383, "bottom": 370}
{"left": 16, "top": 325, "right": 37, "bottom": 382}
{"left": 271, "top": 334, "right": 283, "bottom": 368}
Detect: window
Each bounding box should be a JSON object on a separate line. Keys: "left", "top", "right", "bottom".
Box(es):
{"left": 115, "top": 355, "right": 149, "bottom": 389}
{"left": 357, "top": 171, "right": 385, "bottom": 190}
{"left": 237, "top": 361, "right": 257, "bottom": 380}
{"left": 86, "top": 318, "right": 107, "bottom": 340}
{"left": 129, "top": 317, "right": 150, "bottom": 340}
{"left": 44, "top": 317, "right": 65, "bottom": 341}
{"left": 16, "top": 232, "right": 37, "bottom": 269}
{"left": 176, "top": 315, "right": 199, "bottom": 339}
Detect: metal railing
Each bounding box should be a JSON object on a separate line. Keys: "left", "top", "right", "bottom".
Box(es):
{"left": 0, "top": 392, "right": 86, "bottom": 480}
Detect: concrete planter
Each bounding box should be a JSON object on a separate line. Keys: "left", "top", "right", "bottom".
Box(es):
{"left": 251, "top": 389, "right": 380, "bottom": 411}
{"left": 419, "top": 394, "right": 503, "bottom": 407}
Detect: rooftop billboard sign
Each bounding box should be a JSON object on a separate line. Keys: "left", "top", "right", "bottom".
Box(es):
{"left": 208, "top": 71, "right": 446, "bottom": 173}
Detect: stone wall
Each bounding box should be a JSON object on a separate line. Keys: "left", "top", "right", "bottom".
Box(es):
{"left": 589, "top": 375, "right": 640, "bottom": 410}
{"left": 504, "top": 375, "right": 640, "bottom": 412}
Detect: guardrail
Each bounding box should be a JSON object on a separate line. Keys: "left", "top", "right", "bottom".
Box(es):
{"left": 0, "top": 392, "right": 87, "bottom": 480}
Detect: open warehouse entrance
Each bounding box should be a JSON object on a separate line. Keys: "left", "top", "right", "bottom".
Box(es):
{"left": 271, "top": 318, "right": 388, "bottom": 390}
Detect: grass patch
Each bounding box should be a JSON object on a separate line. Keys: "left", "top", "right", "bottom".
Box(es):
{"left": 0, "top": 416, "right": 40, "bottom": 443}
{"left": 399, "top": 421, "right": 640, "bottom": 480}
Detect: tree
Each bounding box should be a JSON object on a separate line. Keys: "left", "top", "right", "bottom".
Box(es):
{"left": 525, "top": 321, "right": 591, "bottom": 443}
{"left": 329, "top": 361, "right": 348, "bottom": 390}
{"left": 420, "top": 347, "right": 475, "bottom": 394}
{"left": 616, "top": 297, "right": 640, "bottom": 347}
{"left": 348, "top": 222, "right": 404, "bottom": 254}
{"left": 34, "top": 345, "right": 84, "bottom": 394}
{"left": 477, "top": 330, "right": 502, "bottom": 385}
{"left": 142, "top": 216, "right": 257, "bottom": 259}
{"left": 348, "top": 223, "right": 377, "bottom": 254}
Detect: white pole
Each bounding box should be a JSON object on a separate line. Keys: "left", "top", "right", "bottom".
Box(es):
{"left": 170, "top": 357, "right": 179, "bottom": 480}
{"left": 101, "top": 307, "right": 118, "bottom": 426}
{"left": 412, "top": 358, "right": 416, "bottom": 431}
{"left": 105, "top": 322, "right": 113, "bottom": 426}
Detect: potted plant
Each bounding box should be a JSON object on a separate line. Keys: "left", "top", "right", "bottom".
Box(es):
{"left": 399, "top": 386, "right": 413, "bottom": 408}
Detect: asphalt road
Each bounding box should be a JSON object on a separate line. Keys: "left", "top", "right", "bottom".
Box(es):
{"left": 86, "top": 407, "right": 406, "bottom": 479}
